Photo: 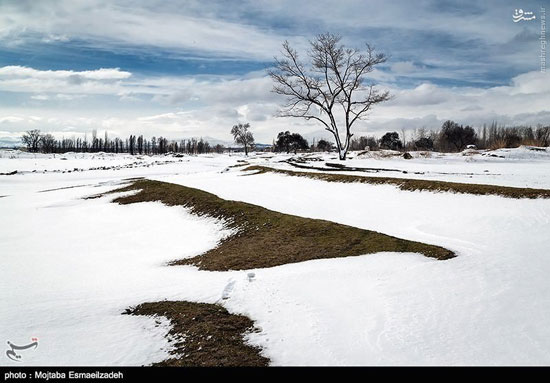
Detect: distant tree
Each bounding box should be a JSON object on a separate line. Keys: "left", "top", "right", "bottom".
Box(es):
{"left": 502, "top": 127, "right": 522, "bottom": 148}
{"left": 439, "top": 120, "right": 477, "bottom": 151}
{"left": 21, "top": 129, "right": 42, "bottom": 152}
{"left": 379, "top": 132, "right": 403, "bottom": 150}
{"left": 350, "top": 135, "right": 378, "bottom": 151}
{"left": 414, "top": 136, "right": 434, "bottom": 151}
{"left": 158, "top": 137, "right": 168, "bottom": 154}
{"left": 129, "top": 135, "right": 136, "bottom": 155}
{"left": 316, "top": 139, "right": 333, "bottom": 152}
{"left": 151, "top": 136, "right": 157, "bottom": 154}
{"left": 290, "top": 133, "right": 309, "bottom": 153}
{"left": 137, "top": 135, "right": 144, "bottom": 154}
{"left": 269, "top": 32, "right": 390, "bottom": 160}
{"left": 197, "top": 138, "right": 209, "bottom": 154}
{"left": 535, "top": 125, "right": 550, "bottom": 146}
{"left": 91, "top": 129, "right": 98, "bottom": 152}
{"left": 40, "top": 133, "right": 56, "bottom": 153}
{"left": 275, "top": 131, "right": 309, "bottom": 153}
{"left": 104, "top": 131, "right": 109, "bottom": 152}
{"left": 524, "top": 126, "right": 535, "bottom": 143}
{"left": 231, "top": 123, "right": 255, "bottom": 156}
{"left": 275, "top": 131, "right": 291, "bottom": 153}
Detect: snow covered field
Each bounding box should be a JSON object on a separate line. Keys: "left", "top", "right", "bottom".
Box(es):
{"left": 259, "top": 146, "right": 550, "bottom": 189}
{"left": 1, "top": 148, "right": 550, "bottom": 365}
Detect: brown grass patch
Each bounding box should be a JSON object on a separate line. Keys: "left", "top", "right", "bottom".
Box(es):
{"left": 106, "top": 178, "right": 457, "bottom": 366}
{"left": 227, "top": 161, "right": 250, "bottom": 168}
{"left": 126, "top": 301, "right": 268, "bottom": 366}
{"left": 108, "top": 179, "right": 454, "bottom": 271}
{"left": 244, "top": 165, "right": 550, "bottom": 199}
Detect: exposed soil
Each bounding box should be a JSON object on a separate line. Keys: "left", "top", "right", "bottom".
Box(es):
{"left": 126, "top": 301, "right": 268, "bottom": 367}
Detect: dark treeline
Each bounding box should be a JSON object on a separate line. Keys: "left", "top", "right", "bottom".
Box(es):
{"left": 21, "top": 129, "right": 226, "bottom": 155}
{"left": 275, "top": 122, "right": 550, "bottom": 155}
{"left": 348, "top": 121, "right": 550, "bottom": 152}
{"left": 273, "top": 131, "right": 309, "bottom": 153}
{"left": 21, "top": 121, "right": 550, "bottom": 156}
{"left": 272, "top": 131, "right": 334, "bottom": 153}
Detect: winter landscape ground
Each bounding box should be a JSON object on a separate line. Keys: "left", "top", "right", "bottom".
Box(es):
{"left": 1, "top": 146, "right": 550, "bottom": 366}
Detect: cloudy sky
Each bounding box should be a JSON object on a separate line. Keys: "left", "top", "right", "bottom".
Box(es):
{"left": 0, "top": 0, "right": 548, "bottom": 145}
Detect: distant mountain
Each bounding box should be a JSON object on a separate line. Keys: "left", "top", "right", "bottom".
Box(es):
{"left": 254, "top": 143, "right": 272, "bottom": 148}
{"left": 197, "top": 136, "right": 234, "bottom": 147}
{"left": 175, "top": 136, "right": 233, "bottom": 147}
{"left": 184, "top": 136, "right": 272, "bottom": 149}
{"left": 0, "top": 136, "right": 21, "bottom": 148}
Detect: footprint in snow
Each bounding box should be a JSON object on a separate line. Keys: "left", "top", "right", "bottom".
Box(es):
{"left": 222, "top": 279, "right": 236, "bottom": 300}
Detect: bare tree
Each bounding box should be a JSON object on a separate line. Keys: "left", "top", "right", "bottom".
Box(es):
{"left": 269, "top": 33, "right": 390, "bottom": 160}
{"left": 21, "top": 129, "right": 42, "bottom": 152}
{"left": 231, "top": 123, "right": 255, "bottom": 156}
{"left": 40, "top": 133, "right": 56, "bottom": 153}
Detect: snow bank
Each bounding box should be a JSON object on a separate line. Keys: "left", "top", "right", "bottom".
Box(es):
{"left": 2, "top": 150, "right": 550, "bottom": 365}
{"left": 255, "top": 148, "right": 550, "bottom": 189}
{"left": 156, "top": 167, "right": 550, "bottom": 365}
{"left": 0, "top": 181, "right": 234, "bottom": 366}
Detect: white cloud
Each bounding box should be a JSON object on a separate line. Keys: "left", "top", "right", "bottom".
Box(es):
{"left": 0, "top": 65, "right": 281, "bottom": 108}
{"left": 506, "top": 71, "right": 550, "bottom": 95}
{"left": 388, "top": 83, "right": 449, "bottom": 106}
{"left": 0, "top": 66, "right": 132, "bottom": 95}
{"left": 30, "top": 93, "right": 87, "bottom": 101}
{"left": 0, "top": 0, "right": 546, "bottom": 145}
{"left": 391, "top": 61, "right": 420, "bottom": 74}
{"left": 0, "top": 0, "right": 290, "bottom": 60}
{"left": 1, "top": 66, "right": 549, "bottom": 143}
{"left": 0, "top": 0, "right": 519, "bottom": 71}
{"left": 0, "top": 116, "right": 25, "bottom": 124}
{"left": 366, "top": 71, "right": 550, "bottom": 131}
{"left": 0, "top": 66, "right": 131, "bottom": 81}
{"left": 31, "top": 95, "right": 50, "bottom": 101}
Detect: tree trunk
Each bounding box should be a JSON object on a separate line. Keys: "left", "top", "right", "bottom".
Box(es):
{"left": 339, "top": 149, "right": 346, "bottom": 160}
{"left": 332, "top": 130, "right": 350, "bottom": 160}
